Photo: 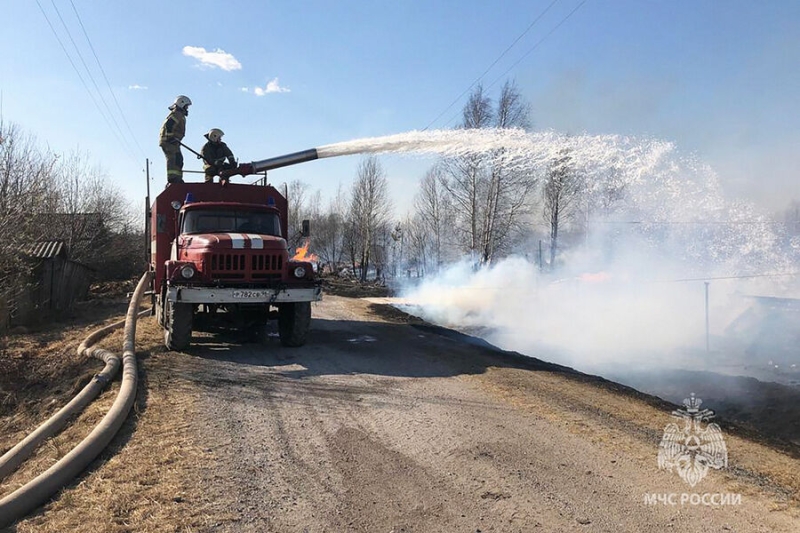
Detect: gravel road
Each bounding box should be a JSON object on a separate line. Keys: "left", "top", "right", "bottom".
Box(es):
{"left": 162, "top": 295, "right": 799, "bottom": 532}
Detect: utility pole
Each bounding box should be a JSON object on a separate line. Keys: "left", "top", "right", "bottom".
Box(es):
{"left": 704, "top": 281, "right": 710, "bottom": 353}
{"left": 538, "top": 240, "right": 543, "bottom": 272}
{"left": 145, "top": 159, "right": 151, "bottom": 265}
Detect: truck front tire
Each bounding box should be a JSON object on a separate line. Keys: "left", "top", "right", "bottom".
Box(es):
{"left": 165, "top": 300, "right": 193, "bottom": 351}
{"left": 278, "top": 302, "right": 311, "bottom": 347}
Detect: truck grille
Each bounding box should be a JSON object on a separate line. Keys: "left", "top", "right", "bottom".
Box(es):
{"left": 210, "top": 253, "right": 283, "bottom": 281}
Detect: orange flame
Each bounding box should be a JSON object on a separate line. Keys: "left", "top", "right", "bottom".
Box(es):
{"left": 292, "top": 239, "right": 319, "bottom": 262}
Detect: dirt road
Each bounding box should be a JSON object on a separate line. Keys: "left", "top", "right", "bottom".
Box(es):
{"left": 7, "top": 294, "right": 799, "bottom": 532}
{"left": 156, "top": 295, "right": 798, "bottom": 532}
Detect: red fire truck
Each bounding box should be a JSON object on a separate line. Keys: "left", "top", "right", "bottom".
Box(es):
{"left": 148, "top": 178, "right": 321, "bottom": 351}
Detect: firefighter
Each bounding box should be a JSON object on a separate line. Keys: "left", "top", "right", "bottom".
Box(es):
{"left": 159, "top": 95, "right": 192, "bottom": 185}
{"left": 200, "top": 128, "right": 237, "bottom": 184}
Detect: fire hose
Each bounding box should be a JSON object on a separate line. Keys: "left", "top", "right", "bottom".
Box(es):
{"left": 0, "top": 271, "right": 151, "bottom": 528}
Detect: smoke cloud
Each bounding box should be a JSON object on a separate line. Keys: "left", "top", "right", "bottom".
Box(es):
{"left": 387, "top": 129, "right": 800, "bottom": 375}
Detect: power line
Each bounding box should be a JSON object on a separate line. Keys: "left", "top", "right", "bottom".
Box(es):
{"left": 486, "top": 0, "right": 589, "bottom": 92}
{"left": 35, "top": 0, "right": 140, "bottom": 166}
{"left": 438, "top": 0, "right": 591, "bottom": 130}
{"left": 423, "top": 0, "right": 563, "bottom": 131}
{"left": 48, "top": 0, "right": 139, "bottom": 162}
{"left": 68, "top": 0, "right": 146, "bottom": 160}
{"left": 655, "top": 272, "right": 800, "bottom": 283}
{"left": 592, "top": 219, "right": 786, "bottom": 226}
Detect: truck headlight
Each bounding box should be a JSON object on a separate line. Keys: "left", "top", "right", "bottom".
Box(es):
{"left": 293, "top": 266, "right": 306, "bottom": 278}
{"left": 180, "top": 265, "right": 196, "bottom": 279}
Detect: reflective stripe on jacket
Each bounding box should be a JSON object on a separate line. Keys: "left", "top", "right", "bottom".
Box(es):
{"left": 159, "top": 110, "right": 186, "bottom": 144}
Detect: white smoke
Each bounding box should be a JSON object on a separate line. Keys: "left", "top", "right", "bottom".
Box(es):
{"left": 380, "top": 129, "right": 800, "bottom": 373}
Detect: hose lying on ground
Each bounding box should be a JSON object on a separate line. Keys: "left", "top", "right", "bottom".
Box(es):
{"left": 0, "top": 271, "right": 151, "bottom": 528}
{"left": 0, "top": 310, "right": 150, "bottom": 481}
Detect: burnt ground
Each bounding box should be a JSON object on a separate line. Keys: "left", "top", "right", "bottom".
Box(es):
{"left": 321, "top": 275, "right": 390, "bottom": 298}
{"left": 602, "top": 368, "right": 800, "bottom": 450}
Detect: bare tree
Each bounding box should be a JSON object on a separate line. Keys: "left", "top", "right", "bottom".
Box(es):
{"left": 1, "top": 123, "right": 140, "bottom": 281}
{"left": 543, "top": 148, "right": 582, "bottom": 269}
{"left": 415, "top": 166, "right": 453, "bottom": 273}
{"left": 315, "top": 184, "right": 348, "bottom": 273}
{"left": 404, "top": 213, "right": 429, "bottom": 277}
{"left": 479, "top": 81, "right": 535, "bottom": 264}
{"left": 439, "top": 81, "right": 535, "bottom": 265}
{"left": 495, "top": 80, "right": 531, "bottom": 130}
{"left": 347, "top": 156, "right": 392, "bottom": 282}
{"left": 0, "top": 122, "right": 60, "bottom": 269}
{"left": 286, "top": 179, "right": 310, "bottom": 250}
{"left": 440, "top": 85, "right": 493, "bottom": 257}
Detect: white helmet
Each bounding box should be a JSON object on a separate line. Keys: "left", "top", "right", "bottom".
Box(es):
{"left": 170, "top": 95, "right": 192, "bottom": 110}
{"left": 205, "top": 128, "right": 224, "bottom": 142}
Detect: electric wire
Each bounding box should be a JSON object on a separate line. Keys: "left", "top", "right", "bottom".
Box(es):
{"left": 35, "top": 0, "right": 140, "bottom": 167}
{"left": 486, "top": 0, "right": 589, "bottom": 92}
{"left": 68, "top": 0, "right": 147, "bottom": 160}
{"left": 590, "top": 219, "right": 787, "bottom": 226}
{"left": 48, "top": 0, "right": 139, "bottom": 163}
{"left": 439, "top": 0, "right": 590, "bottom": 130}
{"left": 655, "top": 272, "right": 800, "bottom": 283}
{"left": 423, "top": 0, "right": 563, "bottom": 131}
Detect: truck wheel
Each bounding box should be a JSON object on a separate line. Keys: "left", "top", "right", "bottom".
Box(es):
{"left": 164, "top": 300, "right": 193, "bottom": 351}
{"left": 278, "top": 302, "right": 311, "bottom": 347}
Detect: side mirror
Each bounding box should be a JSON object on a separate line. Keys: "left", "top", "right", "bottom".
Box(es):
{"left": 301, "top": 219, "right": 310, "bottom": 237}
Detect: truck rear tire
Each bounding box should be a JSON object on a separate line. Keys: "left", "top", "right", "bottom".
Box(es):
{"left": 278, "top": 302, "right": 311, "bottom": 347}
{"left": 164, "top": 300, "right": 193, "bottom": 351}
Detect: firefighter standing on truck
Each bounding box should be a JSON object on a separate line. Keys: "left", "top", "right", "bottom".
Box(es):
{"left": 201, "top": 128, "right": 237, "bottom": 184}
{"left": 159, "top": 95, "right": 192, "bottom": 185}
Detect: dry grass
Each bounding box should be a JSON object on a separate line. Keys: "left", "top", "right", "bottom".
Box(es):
{"left": 0, "top": 300, "right": 129, "bottom": 439}
{"left": 2, "top": 305, "right": 234, "bottom": 532}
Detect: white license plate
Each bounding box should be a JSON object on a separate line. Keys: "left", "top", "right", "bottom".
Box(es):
{"left": 231, "top": 290, "right": 269, "bottom": 299}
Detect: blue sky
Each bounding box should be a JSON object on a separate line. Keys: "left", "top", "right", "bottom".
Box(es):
{"left": 1, "top": 0, "right": 798, "bottom": 215}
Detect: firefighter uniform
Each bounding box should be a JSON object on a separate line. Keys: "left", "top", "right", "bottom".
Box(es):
{"left": 159, "top": 99, "right": 190, "bottom": 184}
{"left": 201, "top": 140, "right": 236, "bottom": 183}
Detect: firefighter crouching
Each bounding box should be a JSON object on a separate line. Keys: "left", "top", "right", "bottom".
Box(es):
{"left": 201, "top": 128, "right": 237, "bottom": 185}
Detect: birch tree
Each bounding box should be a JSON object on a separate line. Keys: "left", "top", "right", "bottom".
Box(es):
{"left": 415, "top": 166, "right": 453, "bottom": 273}
{"left": 543, "top": 148, "right": 582, "bottom": 268}
{"left": 347, "top": 156, "right": 392, "bottom": 282}
{"left": 479, "top": 80, "right": 535, "bottom": 264}
{"left": 439, "top": 81, "right": 535, "bottom": 264}
{"left": 440, "top": 85, "right": 492, "bottom": 257}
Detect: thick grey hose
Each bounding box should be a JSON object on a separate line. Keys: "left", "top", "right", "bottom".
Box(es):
{"left": 0, "top": 271, "right": 151, "bottom": 528}
{"left": 0, "top": 310, "right": 149, "bottom": 481}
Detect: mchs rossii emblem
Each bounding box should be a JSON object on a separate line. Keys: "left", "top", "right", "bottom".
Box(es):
{"left": 657, "top": 393, "right": 728, "bottom": 487}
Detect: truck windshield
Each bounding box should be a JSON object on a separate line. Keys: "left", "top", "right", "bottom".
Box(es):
{"left": 182, "top": 210, "right": 281, "bottom": 236}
